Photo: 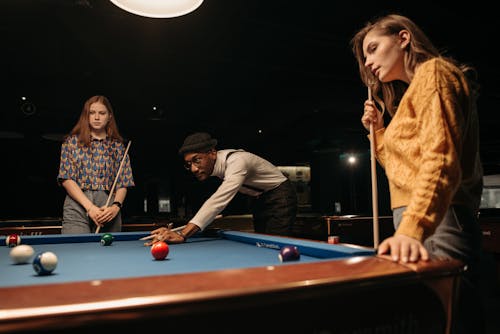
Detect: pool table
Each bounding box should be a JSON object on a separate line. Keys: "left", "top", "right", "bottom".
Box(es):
{"left": 1, "top": 230, "right": 464, "bottom": 333}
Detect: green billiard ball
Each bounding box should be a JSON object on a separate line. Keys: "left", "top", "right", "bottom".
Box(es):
{"left": 100, "top": 233, "right": 114, "bottom": 246}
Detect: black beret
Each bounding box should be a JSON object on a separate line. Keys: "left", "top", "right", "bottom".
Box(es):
{"left": 178, "top": 132, "right": 217, "bottom": 155}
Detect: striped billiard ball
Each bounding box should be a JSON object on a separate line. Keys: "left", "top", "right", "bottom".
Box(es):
{"left": 33, "top": 251, "right": 58, "bottom": 275}
{"left": 6, "top": 234, "right": 21, "bottom": 247}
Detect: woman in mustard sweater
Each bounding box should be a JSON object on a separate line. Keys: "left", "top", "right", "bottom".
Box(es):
{"left": 351, "top": 14, "right": 483, "bottom": 333}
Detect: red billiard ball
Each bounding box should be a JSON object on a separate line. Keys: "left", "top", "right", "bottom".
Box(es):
{"left": 151, "top": 241, "right": 169, "bottom": 260}
{"left": 6, "top": 234, "right": 21, "bottom": 248}
{"left": 279, "top": 245, "right": 300, "bottom": 262}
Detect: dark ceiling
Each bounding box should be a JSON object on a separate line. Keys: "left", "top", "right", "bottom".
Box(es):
{"left": 1, "top": 1, "right": 499, "bottom": 218}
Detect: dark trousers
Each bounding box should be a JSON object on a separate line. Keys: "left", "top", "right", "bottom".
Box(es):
{"left": 394, "top": 205, "right": 484, "bottom": 334}
{"left": 251, "top": 179, "right": 297, "bottom": 236}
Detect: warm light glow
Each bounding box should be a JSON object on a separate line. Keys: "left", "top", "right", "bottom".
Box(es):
{"left": 110, "top": 0, "right": 204, "bottom": 18}
{"left": 347, "top": 155, "right": 357, "bottom": 165}
{"left": 346, "top": 256, "right": 366, "bottom": 265}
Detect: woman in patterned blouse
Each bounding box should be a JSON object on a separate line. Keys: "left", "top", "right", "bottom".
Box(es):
{"left": 57, "top": 95, "right": 135, "bottom": 234}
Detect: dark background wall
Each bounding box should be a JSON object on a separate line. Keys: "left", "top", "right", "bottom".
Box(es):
{"left": 1, "top": 1, "right": 498, "bottom": 220}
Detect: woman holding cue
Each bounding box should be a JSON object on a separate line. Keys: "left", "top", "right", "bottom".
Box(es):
{"left": 351, "top": 14, "right": 483, "bottom": 333}
{"left": 57, "top": 95, "right": 135, "bottom": 234}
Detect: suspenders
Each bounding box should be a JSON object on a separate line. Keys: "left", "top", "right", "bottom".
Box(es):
{"left": 225, "top": 150, "right": 266, "bottom": 193}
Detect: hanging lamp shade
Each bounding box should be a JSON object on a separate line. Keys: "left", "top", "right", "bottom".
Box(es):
{"left": 109, "top": 0, "right": 204, "bottom": 18}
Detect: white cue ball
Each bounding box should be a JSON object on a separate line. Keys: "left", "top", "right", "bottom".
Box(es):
{"left": 9, "top": 244, "right": 35, "bottom": 264}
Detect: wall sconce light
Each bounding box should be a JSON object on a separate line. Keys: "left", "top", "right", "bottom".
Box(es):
{"left": 110, "top": 0, "right": 204, "bottom": 19}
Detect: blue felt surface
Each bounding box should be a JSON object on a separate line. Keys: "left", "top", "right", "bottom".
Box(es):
{"left": 1, "top": 231, "right": 374, "bottom": 288}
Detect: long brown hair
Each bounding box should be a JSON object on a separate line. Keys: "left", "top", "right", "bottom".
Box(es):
{"left": 350, "top": 14, "right": 477, "bottom": 116}
{"left": 67, "top": 95, "right": 123, "bottom": 146}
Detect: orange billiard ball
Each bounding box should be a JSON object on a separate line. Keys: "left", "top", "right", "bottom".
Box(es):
{"left": 151, "top": 241, "right": 169, "bottom": 260}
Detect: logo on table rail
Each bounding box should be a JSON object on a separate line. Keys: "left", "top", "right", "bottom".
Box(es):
{"left": 256, "top": 242, "right": 281, "bottom": 249}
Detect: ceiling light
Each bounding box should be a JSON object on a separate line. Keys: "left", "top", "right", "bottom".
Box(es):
{"left": 109, "top": 0, "right": 204, "bottom": 19}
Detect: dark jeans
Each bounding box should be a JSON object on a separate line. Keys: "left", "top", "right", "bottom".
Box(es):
{"left": 251, "top": 179, "right": 297, "bottom": 236}
{"left": 393, "top": 205, "right": 484, "bottom": 334}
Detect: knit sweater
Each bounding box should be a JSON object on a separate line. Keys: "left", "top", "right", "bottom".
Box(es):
{"left": 373, "top": 57, "right": 483, "bottom": 241}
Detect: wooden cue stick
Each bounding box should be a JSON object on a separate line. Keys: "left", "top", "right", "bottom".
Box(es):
{"left": 368, "top": 86, "right": 379, "bottom": 248}
{"left": 139, "top": 214, "right": 225, "bottom": 240}
{"left": 139, "top": 225, "right": 186, "bottom": 240}
{"left": 95, "top": 140, "right": 132, "bottom": 234}
{"left": 172, "top": 225, "right": 185, "bottom": 232}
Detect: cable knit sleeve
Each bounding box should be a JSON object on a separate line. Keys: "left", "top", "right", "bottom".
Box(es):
{"left": 373, "top": 127, "right": 387, "bottom": 168}
{"left": 386, "top": 58, "right": 465, "bottom": 241}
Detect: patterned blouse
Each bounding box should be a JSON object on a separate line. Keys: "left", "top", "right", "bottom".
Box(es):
{"left": 57, "top": 135, "right": 135, "bottom": 191}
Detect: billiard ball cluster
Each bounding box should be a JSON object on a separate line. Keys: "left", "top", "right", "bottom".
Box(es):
{"left": 279, "top": 245, "right": 300, "bottom": 262}
{"left": 5, "top": 233, "right": 59, "bottom": 275}
{"left": 4, "top": 232, "right": 174, "bottom": 279}
{"left": 5, "top": 233, "right": 60, "bottom": 276}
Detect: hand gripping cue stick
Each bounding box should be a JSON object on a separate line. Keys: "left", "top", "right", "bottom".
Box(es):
{"left": 367, "top": 86, "right": 379, "bottom": 248}
{"left": 139, "top": 215, "right": 224, "bottom": 241}
{"left": 95, "top": 140, "right": 132, "bottom": 234}
{"left": 139, "top": 224, "right": 184, "bottom": 241}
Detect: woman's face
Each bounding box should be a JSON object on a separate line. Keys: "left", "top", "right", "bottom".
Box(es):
{"left": 88, "top": 101, "right": 111, "bottom": 134}
{"left": 362, "top": 29, "right": 409, "bottom": 83}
